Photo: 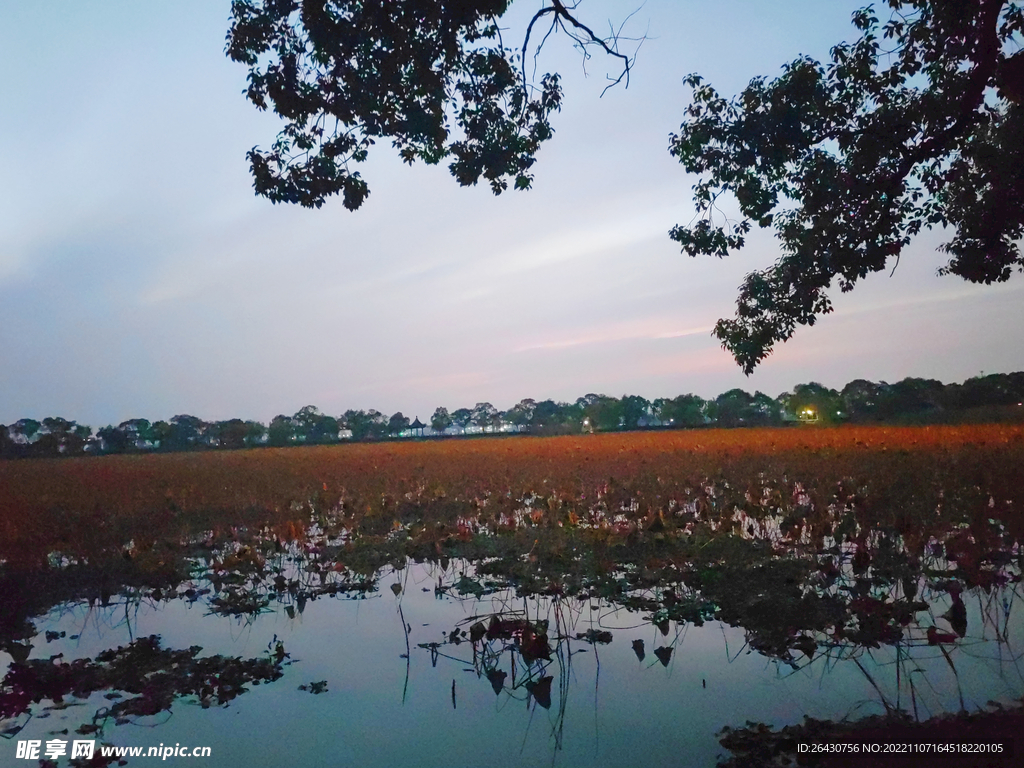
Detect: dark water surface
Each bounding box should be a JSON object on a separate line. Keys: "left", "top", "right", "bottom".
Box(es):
{"left": 3, "top": 528, "right": 1022, "bottom": 767}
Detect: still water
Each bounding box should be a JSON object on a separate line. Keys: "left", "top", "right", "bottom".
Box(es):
{"left": 4, "top": 533, "right": 1022, "bottom": 768}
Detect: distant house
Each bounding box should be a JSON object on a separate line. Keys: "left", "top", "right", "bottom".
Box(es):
{"left": 636, "top": 416, "right": 665, "bottom": 428}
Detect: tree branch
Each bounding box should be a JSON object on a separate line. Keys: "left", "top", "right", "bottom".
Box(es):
{"left": 521, "top": 0, "right": 641, "bottom": 98}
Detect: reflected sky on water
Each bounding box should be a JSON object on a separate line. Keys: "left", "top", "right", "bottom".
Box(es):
{"left": 8, "top": 556, "right": 1022, "bottom": 768}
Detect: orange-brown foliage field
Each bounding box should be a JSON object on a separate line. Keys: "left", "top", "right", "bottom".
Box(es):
{"left": 2, "top": 425, "right": 1022, "bottom": 569}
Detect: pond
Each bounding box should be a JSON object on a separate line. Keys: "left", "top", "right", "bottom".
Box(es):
{"left": 1, "top": 429, "right": 1023, "bottom": 766}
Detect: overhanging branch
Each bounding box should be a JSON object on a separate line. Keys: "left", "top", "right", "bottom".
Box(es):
{"left": 521, "top": 0, "right": 642, "bottom": 99}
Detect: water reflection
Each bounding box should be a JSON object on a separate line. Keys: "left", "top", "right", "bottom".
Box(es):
{"left": 2, "top": 477, "right": 1022, "bottom": 766}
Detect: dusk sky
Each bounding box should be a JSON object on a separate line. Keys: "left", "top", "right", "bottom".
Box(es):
{"left": 2, "top": 0, "right": 1022, "bottom": 429}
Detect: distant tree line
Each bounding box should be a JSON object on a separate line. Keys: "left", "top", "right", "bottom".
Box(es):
{"left": 2, "top": 372, "right": 1022, "bottom": 459}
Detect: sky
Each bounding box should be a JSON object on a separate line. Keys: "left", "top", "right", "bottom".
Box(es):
{"left": 2, "top": 0, "right": 1022, "bottom": 428}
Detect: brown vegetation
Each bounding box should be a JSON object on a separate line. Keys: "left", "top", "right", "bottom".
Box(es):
{"left": 2, "top": 425, "right": 1023, "bottom": 764}
{"left": 2, "top": 424, "right": 1021, "bottom": 569}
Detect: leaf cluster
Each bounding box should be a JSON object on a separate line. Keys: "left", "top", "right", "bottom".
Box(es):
{"left": 669, "top": 1, "right": 1024, "bottom": 372}
{"left": 226, "top": 0, "right": 562, "bottom": 208}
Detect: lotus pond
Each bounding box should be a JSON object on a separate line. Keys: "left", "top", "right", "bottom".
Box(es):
{"left": 1, "top": 427, "right": 1022, "bottom": 766}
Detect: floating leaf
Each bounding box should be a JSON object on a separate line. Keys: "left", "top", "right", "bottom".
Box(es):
{"left": 792, "top": 635, "right": 816, "bottom": 659}
{"left": 942, "top": 591, "right": 967, "bottom": 638}
{"left": 486, "top": 668, "right": 507, "bottom": 695}
{"left": 469, "top": 621, "right": 488, "bottom": 643}
{"left": 632, "top": 639, "right": 646, "bottom": 662}
{"left": 526, "top": 676, "right": 553, "bottom": 709}
{"left": 576, "top": 629, "right": 613, "bottom": 644}
{"left": 520, "top": 626, "right": 551, "bottom": 662}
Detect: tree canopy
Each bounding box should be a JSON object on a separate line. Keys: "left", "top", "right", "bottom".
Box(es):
{"left": 3, "top": 371, "right": 1023, "bottom": 458}
{"left": 226, "top": 1, "right": 1022, "bottom": 371}
{"left": 224, "top": 0, "right": 593, "bottom": 208}
{"left": 671, "top": 0, "right": 1024, "bottom": 371}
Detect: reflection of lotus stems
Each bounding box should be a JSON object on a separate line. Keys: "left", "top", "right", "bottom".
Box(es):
{"left": 909, "top": 661, "right": 920, "bottom": 721}
{"left": 413, "top": 593, "right": 598, "bottom": 760}
{"left": 853, "top": 655, "right": 894, "bottom": 713}
{"left": 896, "top": 641, "right": 902, "bottom": 712}
{"left": 398, "top": 600, "right": 411, "bottom": 704}
{"left": 936, "top": 642, "right": 966, "bottom": 712}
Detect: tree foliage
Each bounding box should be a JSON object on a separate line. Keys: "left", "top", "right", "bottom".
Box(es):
{"left": 431, "top": 406, "right": 453, "bottom": 433}
{"left": 225, "top": 0, "right": 572, "bottom": 209}
{"left": 466, "top": 401, "right": 495, "bottom": 429}
{"left": 3, "top": 372, "right": 1023, "bottom": 459}
{"left": 341, "top": 408, "right": 387, "bottom": 440}
{"left": 670, "top": 0, "right": 1024, "bottom": 371}
{"left": 388, "top": 411, "right": 411, "bottom": 434}
{"left": 226, "top": 2, "right": 1021, "bottom": 372}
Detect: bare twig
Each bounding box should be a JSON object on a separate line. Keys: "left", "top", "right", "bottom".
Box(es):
{"left": 521, "top": 0, "right": 646, "bottom": 98}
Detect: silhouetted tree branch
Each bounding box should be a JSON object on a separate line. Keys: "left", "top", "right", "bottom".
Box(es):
{"left": 670, "top": 0, "right": 1024, "bottom": 372}
{"left": 226, "top": 0, "right": 644, "bottom": 209}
